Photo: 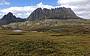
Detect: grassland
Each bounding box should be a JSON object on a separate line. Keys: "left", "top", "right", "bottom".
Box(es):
{"left": 0, "top": 29, "right": 90, "bottom": 56}
{"left": 0, "top": 19, "right": 90, "bottom": 56}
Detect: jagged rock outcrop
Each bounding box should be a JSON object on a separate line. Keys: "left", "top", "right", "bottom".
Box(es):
{"left": 28, "top": 7, "right": 81, "bottom": 20}
{"left": 0, "top": 12, "right": 26, "bottom": 25}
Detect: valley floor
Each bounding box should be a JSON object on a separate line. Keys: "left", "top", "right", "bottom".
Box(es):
{"left": 0, "top": 30, "right": 90, "bottom": 56}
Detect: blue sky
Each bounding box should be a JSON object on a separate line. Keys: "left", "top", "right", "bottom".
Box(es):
{"left": 0, "top": 0, "right": 58, "bottom": 8}
{"left": 0, "top": 0, "right": 90, "bottom": 19}
{"left": 0, "top": 0, "right": 59, "bottom": 18}
{"left": 11, "top": 0, "right": 58, "bottom": 6}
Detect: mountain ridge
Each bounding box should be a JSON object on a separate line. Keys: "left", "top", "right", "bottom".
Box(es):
{"left": 0, "top": 7, "right": 83, "bottom": 25}
{"left": 0, "top": 12, "right": 26, "bottom": 25}
{"left": 28, "top": 7, "right": 82, "bottom": 20}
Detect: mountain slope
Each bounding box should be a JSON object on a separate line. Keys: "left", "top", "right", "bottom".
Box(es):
{"left": 0, "top": 12, "right": 26, "bottom": 25}
{"left": 28, "top": 7, "right": 81, "bottom": 20}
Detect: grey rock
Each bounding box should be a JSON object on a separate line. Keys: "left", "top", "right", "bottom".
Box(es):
{"left": 28, "top": 7, "right": 81, "bottom": 21}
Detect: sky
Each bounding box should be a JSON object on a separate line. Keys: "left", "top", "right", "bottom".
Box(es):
{"left": 0, "top": 0, "right": 90, "bottom": 19}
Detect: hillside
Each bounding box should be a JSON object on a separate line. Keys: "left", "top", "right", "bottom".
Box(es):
{"left": 1, "top": 19, "right": 90, "bottom": 35}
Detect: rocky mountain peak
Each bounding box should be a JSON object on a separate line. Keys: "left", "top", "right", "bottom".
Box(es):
{"left": 28, "top": 7, "right": 81, "bottom": 20}
{"left": 7, "top": 12, "right": 13, "bottom": 15}
{"left": 0, "top": 12, "right": 26, "bottom": 25}
{"left": 1, "top": 12, "right": 16, "bottom": 20}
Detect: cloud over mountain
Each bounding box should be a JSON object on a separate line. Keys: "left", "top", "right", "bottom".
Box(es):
{"left": 58, "top": 0, "right": 90, "bottom": 19}
{"left": 0, "top": 2, "right": 57, "bottom": 18}
{"left": 0, "top": 0, "right": 89, "bottom": 19}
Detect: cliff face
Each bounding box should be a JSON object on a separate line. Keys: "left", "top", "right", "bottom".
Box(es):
{"left": 28, "top": 7, "right": 81, "bottom": 20}
{"left": 0, "top": 12, "right": 26, "bottom": 25}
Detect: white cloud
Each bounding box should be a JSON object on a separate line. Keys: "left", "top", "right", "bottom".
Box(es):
{"left": 1, "top": 0, "right": 89, "bottom": 19}
{"left": 0, "top": 0, "right": 10, "bottom": 5}
{"left": 0, "top": 6, "right": 36, "bottom": 18}
{"left": 58, "top": 0, "right": 90, "bottom": 19}
{"left": 0, "top": 2, "right": 58, "bottom": 18}
{"left": 36, "top": 2, "right": 56, "bottom": 9}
